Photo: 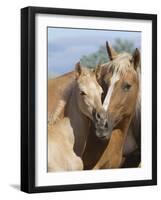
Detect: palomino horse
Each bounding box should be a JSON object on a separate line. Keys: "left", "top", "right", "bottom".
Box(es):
{"left": 83, "top": 42, "right": 141, "bottom": 169}
{"left": 48, "top": 63, "right": 107, "bottom": 166}
{"left": 48, "top": 118, "right": 83, "bottom": 171}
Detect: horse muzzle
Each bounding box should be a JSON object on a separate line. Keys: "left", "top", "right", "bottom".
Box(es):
{"left": 95, "top": 126, "right": 112, "bottom": 140}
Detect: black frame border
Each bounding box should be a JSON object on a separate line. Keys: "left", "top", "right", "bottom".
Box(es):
{"left": 21, "top": 6, "right": 157, "bottom": 193}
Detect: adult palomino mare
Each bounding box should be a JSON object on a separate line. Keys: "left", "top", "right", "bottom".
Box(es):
{"left": 48, "top": 63, "right": 107, "bottom": 171}
{"left": 83, "top": 42, "right": 141, "bottom": 169}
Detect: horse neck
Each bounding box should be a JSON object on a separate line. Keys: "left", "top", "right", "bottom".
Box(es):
{"left": 116, "top": 92, "right": 140, "bottom": 152}
{"left": 116, "top": 114, "right": 133, "bottom": 141}
{"left": 65, "top": 84, "right": 91, "bottom": 157}
{"left": 129, "top": 86, "right": 141, "bottom": 142}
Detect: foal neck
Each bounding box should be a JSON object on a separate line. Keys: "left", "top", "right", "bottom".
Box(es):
{"left": 65, "top": 83, "right": 90, "bottom": 157}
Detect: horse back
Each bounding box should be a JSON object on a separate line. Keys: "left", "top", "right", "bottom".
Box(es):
{"left": 48, "top": 71, "right": 76, "bottom": 123}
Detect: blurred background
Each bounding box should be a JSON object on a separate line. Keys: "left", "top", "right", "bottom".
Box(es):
{"left": 48, "top": 27, "right": 141, "bottom": 79}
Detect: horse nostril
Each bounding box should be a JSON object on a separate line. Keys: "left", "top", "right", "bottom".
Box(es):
{"left": 96, "top": 112, "right": 100, "bottom": 120}
{"left": 105, "top": 121, "right": 108, "bottom": 129}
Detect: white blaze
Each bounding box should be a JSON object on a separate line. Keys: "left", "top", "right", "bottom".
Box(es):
{"left": 103, "top": 73, "right": 120, "bottom": 111}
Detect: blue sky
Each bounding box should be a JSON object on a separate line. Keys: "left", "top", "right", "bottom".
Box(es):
{"left": 48, "top": 27, "right": 141, "bottom": 77}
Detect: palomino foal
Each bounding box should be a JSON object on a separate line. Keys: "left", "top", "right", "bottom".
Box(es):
{"left": 94, "top": 43, "right": 141, "bottom": 169}
{"left": 48, "top": 63, "right": 107, "bottom": 171}
{"left": 48, "top": 118, "right": 83, "bottom": 172}
{"left": 65, "top": 63, "right": 106, "bottom": 157}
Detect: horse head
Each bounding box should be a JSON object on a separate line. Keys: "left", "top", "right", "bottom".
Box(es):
{"left": 94, "top": 42, "right": 141, "bottom": 139}
{"left": 75, "top": 62, "right": 107, "bottom": 126}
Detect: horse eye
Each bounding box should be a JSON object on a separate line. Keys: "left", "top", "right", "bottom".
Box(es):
{"left": 123, "top": 83, "right": 131, "bottom": 91}
{"left": 80, "top": 91, "right": 86, "bottom": 96}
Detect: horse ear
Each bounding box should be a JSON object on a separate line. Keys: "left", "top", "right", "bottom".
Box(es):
{"left": 106, "top": 41, "right": 118, "bottom": 60}
{"left": 75, "top": 62, "right": 82, "bottom": 77}
{"left": 132, "top": 48, "right": 140, "bottom": 70}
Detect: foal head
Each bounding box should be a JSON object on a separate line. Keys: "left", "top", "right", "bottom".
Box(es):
{"left": 75, "top": 63, "right": 107, "bottom": 124}
{"left": 95, "top": 42, "right": 140, "bottom": 139}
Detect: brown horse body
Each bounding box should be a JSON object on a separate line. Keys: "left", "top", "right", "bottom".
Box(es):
{"left": 48, "top": 71, "right": 76, "bottom": 124}
{"left": 83, "top": 43, "right": 141, "bottom": 169}
{"left": 83, "top": 116, "right": 140, "bottom": 169}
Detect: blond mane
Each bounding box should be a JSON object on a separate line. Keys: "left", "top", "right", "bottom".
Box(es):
{"left": 102, "top": 52, "right": 133, "bottom": 75}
